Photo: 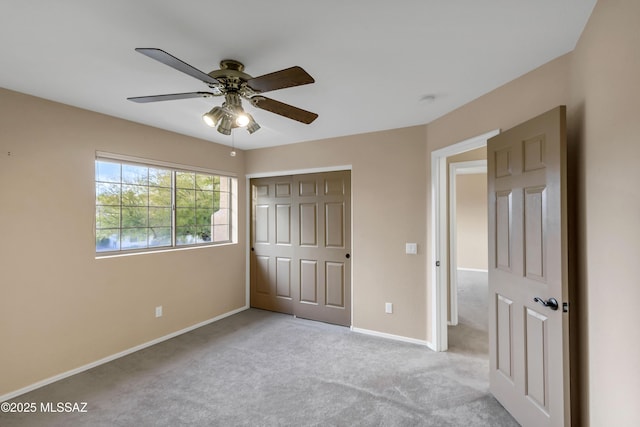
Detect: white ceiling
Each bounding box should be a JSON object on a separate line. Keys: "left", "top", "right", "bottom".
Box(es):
{"left": 0, "top": 0, "right": 596, "bottom": 150}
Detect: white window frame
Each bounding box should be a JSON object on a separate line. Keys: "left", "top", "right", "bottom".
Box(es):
{"left": 95, "top": 151, "right": 237, "bottom": 257}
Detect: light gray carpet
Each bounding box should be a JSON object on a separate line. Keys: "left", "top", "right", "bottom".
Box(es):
{"left": 448, "top": 270, "right": 489, "bottom": 356}
{"left": 1, "top": 308, "right": 517, "bottom": 426}
{"left": 455, "top": 270, "right": 489, "bottom": 332}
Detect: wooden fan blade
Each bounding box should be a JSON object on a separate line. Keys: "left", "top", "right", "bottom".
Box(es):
{"left": 135, "top": 48, "right": 223, "bottom": 87}
{"left": 127, "top": 92, "right": 215, "bottom": 103}
{"left": 246, "top": 66, "right": 315, "bottom": 93}
{"left": 251, "top": 97, "right": 318, "bottom": 124}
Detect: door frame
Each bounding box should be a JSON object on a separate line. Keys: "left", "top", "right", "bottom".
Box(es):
{"left": 448, "top": 160, "right": 487, "bottom": 326}
{"left": 430, "top": 130, "right": 498, "bottom": 351}
{"left": 245, "top": 165, "right": 353, "bottom": 323}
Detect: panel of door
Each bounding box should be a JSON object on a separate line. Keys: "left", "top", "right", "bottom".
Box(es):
{"left": 250, "top": 171, "right": 351, "bottom": 327}
{"left": 292, "top": 171, "right": 351, "bottom": 326}
{"left": 250, "top": 176, "right": 295, "bottom": 314}
{"left": 488, "top": 106, "right": 570, "bottom": 427}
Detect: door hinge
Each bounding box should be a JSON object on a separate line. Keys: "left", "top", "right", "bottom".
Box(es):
{"left": 563, "top": 302, "right": 569, "bottom": 313}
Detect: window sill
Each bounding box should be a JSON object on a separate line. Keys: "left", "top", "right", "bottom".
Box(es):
{"left": 95, "top": 241, "right": 236, "bottom": 259}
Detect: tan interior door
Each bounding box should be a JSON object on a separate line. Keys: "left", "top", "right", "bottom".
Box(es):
{"left": 250, "top": 171, "right": 351, "bottom": 327}
{"left": 250, "top": 176, "right": 295, "bottom": 314}
{"left": 488, "top": 106, "right": 570, "bottom": 426}
{"left": 292, "top": 171, "right": 351, "bottom": 326}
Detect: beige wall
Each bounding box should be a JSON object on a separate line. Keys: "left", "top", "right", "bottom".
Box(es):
{"left": 0, "top": 88, "right": 247, "bottom": 396}
{"left": 245, "top": 126, "right": 428, "bottom": 340}
{"left": 454, "top": 174, "right": 487, "bottom": 270}
{"left": 426, "top": 53, "right": 572, "bottom": 152}
{"left": 447, "top": 147, "right": 486, "bottom": 164}
{"left": 447, "top": 147, "right": 488, "bottom": 271}
{"left": 569, "top": 0, "right": 640, "bottom": 424}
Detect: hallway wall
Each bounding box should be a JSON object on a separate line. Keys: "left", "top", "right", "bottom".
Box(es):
{"left": 569, "top": 1, "right": 640, "bottom": 424}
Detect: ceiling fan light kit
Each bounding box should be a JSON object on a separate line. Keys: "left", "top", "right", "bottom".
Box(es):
{"left": 217, "top": 114, "right": 234, "bottom": 136}
{"left": 128, "top": 48, "right": 317, "bottom": 137}
{"left": 201, "top": 92, "right": 258, "bottom": 135}
{"left": 202, "top": 106, "right": 224, "bottom": 127}
{"left": 235, "top": 113, "right": 250, "bottom": 128}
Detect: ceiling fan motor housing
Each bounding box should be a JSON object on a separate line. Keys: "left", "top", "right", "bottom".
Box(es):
{"left": 208, "top": 60, "right": 258, "bottom": 97}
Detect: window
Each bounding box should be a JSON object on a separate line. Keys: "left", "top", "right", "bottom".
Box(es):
{"left": 95, "top": 155, "right": 235, "bottom": 254}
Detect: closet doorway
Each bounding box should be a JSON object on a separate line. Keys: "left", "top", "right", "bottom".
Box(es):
{"left": 250, "top": 171, "right": 351, "bottom": 326}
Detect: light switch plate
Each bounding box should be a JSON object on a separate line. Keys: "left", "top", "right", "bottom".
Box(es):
{"left": 405, "top": 243, "right": 418, "bottom": 255}
{"left": 385, "top": 302, "right": 393, "bottom": 314}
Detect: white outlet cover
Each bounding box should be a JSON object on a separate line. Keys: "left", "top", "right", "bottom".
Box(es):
{"left": 405, "top": 243, "right": 418, "bottom": 254}
{"left": 155, "top": 306, "right": 163, "bottom": 317}
{"left": 385, "top": 302, "right": 393, "bottom": 314}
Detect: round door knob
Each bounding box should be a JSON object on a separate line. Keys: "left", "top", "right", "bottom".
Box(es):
{"left": 345, "top": 253, "right": 350, "bottom": 259}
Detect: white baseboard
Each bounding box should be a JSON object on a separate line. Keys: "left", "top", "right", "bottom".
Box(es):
{"left": 350, "top": 326, "right": 436, "bottom": 351}
{"left": 457, "top": 267, "right": 488, "bottom": 273}
{"left": 1, "top": 305, "right": 249, "bottom": 403}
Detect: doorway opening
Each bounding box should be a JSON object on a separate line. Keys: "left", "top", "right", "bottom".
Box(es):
{"left": 430, "top": 129, "right": 498, "bottom": 352}
{"left": 447, "top": 159, "right": 488, "bottom": 354}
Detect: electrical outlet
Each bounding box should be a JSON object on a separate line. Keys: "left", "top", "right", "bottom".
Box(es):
{"left": 385, "top": 302, "right": 393, "bottom": 314}
{"left": 155, "top": 306, "right": 163, "bottom": 318}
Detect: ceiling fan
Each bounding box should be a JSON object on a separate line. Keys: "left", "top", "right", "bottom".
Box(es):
{"left": 127, "top": 48, "right": 318, "bottom": 135}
